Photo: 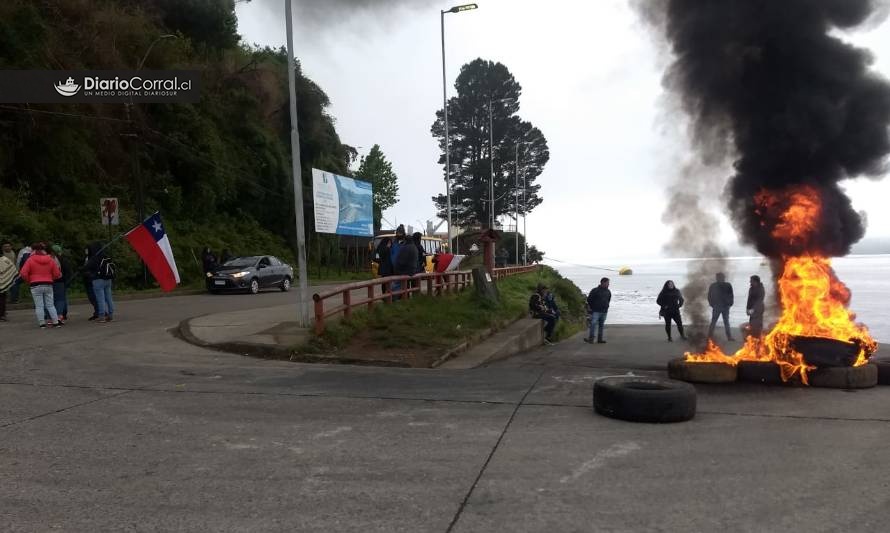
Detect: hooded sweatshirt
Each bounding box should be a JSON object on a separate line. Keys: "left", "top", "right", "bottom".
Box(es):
{"left": 19, "top": 252, "right": 62, "bottom": 286}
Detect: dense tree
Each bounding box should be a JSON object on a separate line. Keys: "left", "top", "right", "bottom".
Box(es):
{"left": 0, "top": 0, "right": 357, "bottom": 285}
{"left": 356, "top": 145, "right": 399, "bottom": 232}
{"left": 431, "top": 58, "right": 549, "bottom": 228}
{"left": 527, "top": 245, "right": 545, "bottom": 263}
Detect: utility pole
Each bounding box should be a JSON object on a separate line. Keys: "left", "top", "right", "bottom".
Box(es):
{"left": 488, "top": 97, "right": 495, "bottom": 230}
{"left": 514, "top": 143, "right": 519, "bottom": 266}
{"left": 285, "top": 0, "right": 309, "bottom": 327}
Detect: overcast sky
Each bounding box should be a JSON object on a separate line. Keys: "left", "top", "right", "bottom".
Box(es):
{"left": 235, "top": 0, "right": 890, "bottom": 265}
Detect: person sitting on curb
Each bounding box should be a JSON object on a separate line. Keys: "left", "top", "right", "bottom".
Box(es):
{"left": 584, "top": 277, "right": 611, "bottom": 344}
{"left": 529, "top": 283, "right": 557, "bottom": 345}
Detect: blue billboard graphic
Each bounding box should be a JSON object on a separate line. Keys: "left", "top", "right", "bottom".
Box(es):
{"left": 312, "top": 168, "right": 374, "bottom": 237}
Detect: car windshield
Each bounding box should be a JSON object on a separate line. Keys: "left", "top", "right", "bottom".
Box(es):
{"left": 222, "top": 257, "right": 257, "bottom": 268}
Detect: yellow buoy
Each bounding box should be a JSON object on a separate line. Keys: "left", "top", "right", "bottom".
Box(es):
{"left": 618, "top": 266, "right": 633, "bottom": 276}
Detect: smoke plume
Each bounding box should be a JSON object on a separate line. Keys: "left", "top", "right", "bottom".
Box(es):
{"left": 246, "top": 0, "right": 439, "bottom": 30}
{"left": 644, "top": 0, "right": 890, "bottom": 258}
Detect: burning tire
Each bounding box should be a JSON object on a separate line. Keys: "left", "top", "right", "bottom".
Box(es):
{"left": 808, "top": 364, "right": 878, "bottom": 389}
{"left": 667, "top": 358, "right": 737, "bottom": 384}
{"left": 737, "top": 361, "right": 786, "bottom": 385}
{"left": 593, "top": 377, "right": 696, "bottom": 423}
{"left": 876, "top": 360, "right": 890, "bottom": 386}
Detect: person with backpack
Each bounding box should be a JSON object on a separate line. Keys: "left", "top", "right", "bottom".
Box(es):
{"left": 18, "top": 242, "right": 63, "bottom": 328}
{"left": 87, "top": 244, "right": 116, "bottom": 323}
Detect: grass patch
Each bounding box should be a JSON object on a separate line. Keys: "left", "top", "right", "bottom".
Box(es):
{"left": 301, "top": 266, "right": 586, "bottom": 362}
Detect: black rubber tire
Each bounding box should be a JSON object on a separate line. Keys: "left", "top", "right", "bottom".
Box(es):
{"left": 667, "top": 358, "right": 737, "bottom": 384}
{"left": 249, "top": 279, "right": 260, "bottom": 295}
{"left": 593, "top": 377, "right": 696, "bottom": 423}
{"left": 876, "top": 360, "right": 890, "bottom": 386}
{"left": 280, "top": 277, "right": 291, "bottom": 292}
{"left": 737, "top": 361, "right": 786, "bottom": 385}
{"left": 808, "top": 364, "right": 878, "bottom": 389}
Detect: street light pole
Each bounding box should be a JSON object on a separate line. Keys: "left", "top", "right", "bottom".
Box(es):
{"left": 514, "top": 143, "right": 519, "bottom": 265}
{"left": 440, "top": 4, "right": 478, "bottom": 254}
{"left": 285, "top": 0, "right": 310, "bottom": 327}
{"left": 488, "top": 97, "right": 495, "bottom": 230}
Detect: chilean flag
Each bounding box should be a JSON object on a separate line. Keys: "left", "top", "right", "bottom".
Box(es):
{"left": 126, "top": 212, "right": 180, "bottom": 292}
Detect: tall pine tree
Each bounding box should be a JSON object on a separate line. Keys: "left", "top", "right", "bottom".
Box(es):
{"left": 431, "top": 58, "right": 549, "bottom": 228}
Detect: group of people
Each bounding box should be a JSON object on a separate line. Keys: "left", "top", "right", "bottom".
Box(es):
{"left": 525, "top": 272, "right": 766, "bottom": 346}
{"left": 528, "top": 283, "right": 561, "bottom": 344}
{"left": 373, "top": 225, "right": 438, "bottom": 297}
{"left": 0, "top": 240, "right": 117, "bottom": 328}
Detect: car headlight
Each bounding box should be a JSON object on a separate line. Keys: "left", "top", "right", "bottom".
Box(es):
{"left": 231, "top": 271, "right": 250, "bottom": 278}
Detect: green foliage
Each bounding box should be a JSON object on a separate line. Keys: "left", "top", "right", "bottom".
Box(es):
{"left": 527, "top": 245, "right": 545, "bottom": 263}
{"left": 308, "top": 266, "right": 584, "bottom": 358}
{"left": 357, "top": 145, "right": 399, "bottom": 232}
{"left": 0, "top": 0, "right": 364, "bottom": 284}
{"left": 431, "top": 58, "right": 550, "bottom": 227}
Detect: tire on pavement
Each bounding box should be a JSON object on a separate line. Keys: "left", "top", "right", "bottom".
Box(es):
{"left": 807, "top": 364, "right": 878, "bottom": 389}
{"left": 874, "top": 360, "right": 890, "bottom": 386}
{"left": 593, "top": 377, "right": 696, "bottom": 423}
{"left": 737, "top": 361, "right": 786, "bottom": 385}
{"left": 667, "top": 358, "right": 737, "bottom": 384}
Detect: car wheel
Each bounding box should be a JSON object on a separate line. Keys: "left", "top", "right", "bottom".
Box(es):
{"left": 281, "top": 277, "right": 291, "bottom": 292}
{"left": 249, "top": 278, "right": 260, "bottom": 295}
{"left": 593, "top": 377, "right": 696, "bottom": 423}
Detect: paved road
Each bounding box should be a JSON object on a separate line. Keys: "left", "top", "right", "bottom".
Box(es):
{"left": 2, "top": 294, "right": 889, "bottom": 532}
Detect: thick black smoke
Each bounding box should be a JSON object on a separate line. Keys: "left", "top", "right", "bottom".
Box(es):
{"left": 648, "top": 0, "right": 890, "bottom": 258}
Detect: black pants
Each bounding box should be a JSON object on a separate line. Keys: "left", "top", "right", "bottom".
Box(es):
{"left": 534, "top": 312, "right": 557, "bottom": 340}
{"left": 0, "top": 291, "right": 6, "bottom": 318}
{"left": 663, "top": 310, "right": 684, "bottom": 339}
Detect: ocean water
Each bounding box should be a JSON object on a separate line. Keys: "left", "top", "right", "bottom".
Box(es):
{"left": 548, "top": 255, "right": 890, "bottom": 343}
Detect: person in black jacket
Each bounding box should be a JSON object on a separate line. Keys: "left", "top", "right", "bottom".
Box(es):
{"left": 375, "top": 237, "right": 393, "bottom": 293}
{"left": 82, "top": 243, "right": 101, "bottom": 320}
{"left": 393, "top": 234, "right": 418, "bottom": 277}
{"left": 584, "top": 277, "right": 611, "bottom": 344}
{"left": 657, "top": 280, "right": 686, "bottom": 342}
{"left": 707, "top": 272, "right": 735, "bottom": 341}
{"left": 529, "top": 283, "right": 556, "bottom": 344}
{"left": 746, "top": 275, "right": 766, "bottom": 338}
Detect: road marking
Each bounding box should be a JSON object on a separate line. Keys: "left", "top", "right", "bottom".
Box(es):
{"left": 560, "top": 441, "right": 642, "bottom": 483}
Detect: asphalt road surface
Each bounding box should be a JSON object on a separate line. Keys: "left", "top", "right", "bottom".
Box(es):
{"left": 2, "top": 293, "right": 889, "bottom": 532}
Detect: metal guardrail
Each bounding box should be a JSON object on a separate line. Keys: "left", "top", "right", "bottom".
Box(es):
{"left": 311, "top": 265, "right": 541, "bottom": 335}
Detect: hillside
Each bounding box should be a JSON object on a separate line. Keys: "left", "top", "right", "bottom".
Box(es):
{"left": 0, "top": 0, "right": 356, "bottom": 286}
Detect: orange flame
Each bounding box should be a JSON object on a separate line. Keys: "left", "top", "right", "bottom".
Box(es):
{"left": 687, "top": 186, "right": 877, "bottom": 384}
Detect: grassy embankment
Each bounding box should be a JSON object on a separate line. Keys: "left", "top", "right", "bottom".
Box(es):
{"left": 300, "top": 266, "right": 586, "bottom": 366}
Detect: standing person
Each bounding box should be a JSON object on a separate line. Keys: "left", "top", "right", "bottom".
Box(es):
{"left": 375, "top": 237, "right": 393, "bottom": 291}
{"left": 707, "top": 272, "right": 735, "bottom": 341}
{"left": 412, "top": 232, "right": 426, "bottom": 274}
{"left": 0, "top": 249, "right": 16, "bottom": 321}
{"left": 18, "top": 243, "right": 62, "bottom": 328}
{"left": 529, "top": 283, "right": 557, "bottom": 344}
{"left": 657, "top": 280, "right": 686, "bottom": 342}
{"left": 746, "top": 275, "right": 766, "bottom": 338}
{"left": 83, "top": 243, "right": 100, "bottom": 320}
{"left": 201, "top": 247, "right": 217, "bottom": 290}
{"left": 1, "top": 241, "right": 15, "bottom": 266}
{"left": 49, "top": 245, "right": 73, "bottom": 322}
{"left": 394, "top": 231, "right": 419, "bottom": 278}
{"left": 389, "top": 225, "right": 407, "bottom": 298}
{"left": 585, "top": 277, "right": 611, "bottom": 344}
{"left": 9, "top": 243, "right": 31, "bottom": 304}
{"left": 87, "top": 245, "right": 116, "bottom": 323}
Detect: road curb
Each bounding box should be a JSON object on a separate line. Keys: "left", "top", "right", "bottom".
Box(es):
{"left": 177, "top": 316, "right": 409, "bottom": 367}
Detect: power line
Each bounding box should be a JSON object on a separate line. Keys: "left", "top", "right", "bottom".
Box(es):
{"left": 544, "top": 257, "right": 620, "bottom": 272}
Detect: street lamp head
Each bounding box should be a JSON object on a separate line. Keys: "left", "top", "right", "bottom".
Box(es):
{"left": 448, "top": 3, "right": 478, "bottom": 14}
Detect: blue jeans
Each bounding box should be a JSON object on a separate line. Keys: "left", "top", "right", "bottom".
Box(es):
{"left": 9, "top": 276, "right": 22, "bottom": 303}
{"left": 708, "top": 306, "right": 732, "bottom": 339}
{"left": 53, "top": 281, "right": 68, "bottom": 318}
{"left": 93, "top": 278, "right": 115, "bottom": 317}
{"left": 589, "top": 311, "right": 607, "bottom": 341}
{"left": 30, "top": 284, "right": 58, "bottom": 325}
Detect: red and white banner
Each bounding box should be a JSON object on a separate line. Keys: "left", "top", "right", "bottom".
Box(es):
{"left": 125, "top": 212, "right": 180, "bottom": 292}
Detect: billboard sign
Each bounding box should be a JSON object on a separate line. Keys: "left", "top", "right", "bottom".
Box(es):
{"left": 312, "top": 168, "right": 373, "bottom": 237}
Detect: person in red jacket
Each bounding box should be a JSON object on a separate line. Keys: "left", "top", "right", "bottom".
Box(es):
{"left": 18, "top": 242, "right": 63, "bottom": 328}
